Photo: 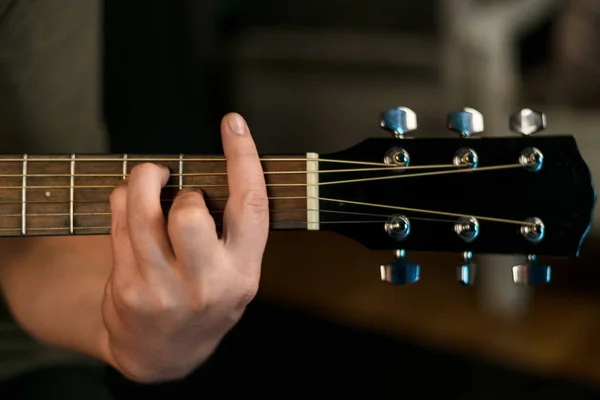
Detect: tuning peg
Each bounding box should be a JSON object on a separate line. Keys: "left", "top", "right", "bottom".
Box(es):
{"left": 509, "top": 108, "right": 546, "bottom": 135}
{"left": 447, "top": 107, "right": 484, "bottom": 137}
{"left": 512, "top": 255, "right": 551, "bottom": 285}
{"left": 457, "top": 251, "right": 476, "bottom": 285}
{"left": 380, "top": 249, "right": 420, "bottom": 285}
{"left": 380, "top": 107, "right": 417, "bottom": 138}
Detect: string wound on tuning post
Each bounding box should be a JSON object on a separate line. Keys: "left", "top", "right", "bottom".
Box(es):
{"left": 519, "top": 147, "right": 544, "bottom": 172}
{"left": 520, "top": 217, "right": 545, "bottom": 244}
{"left": 454, "top": 216, "right": 480, "bottom": 243}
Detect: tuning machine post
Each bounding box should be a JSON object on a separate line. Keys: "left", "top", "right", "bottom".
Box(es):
{"left": 381, "top": 214, "right": 418, "bottom": 285}
{"left": 380, "top": 249, "right": 420, "bottom": 285}
{"left": 512, "top": 255, "right": 551, "bottom": 285}
{"left": 457, "top": 251, "right": 476, "bottom": 286}
{"left": 380, "top": 107, "right": 415, "bottom": 171}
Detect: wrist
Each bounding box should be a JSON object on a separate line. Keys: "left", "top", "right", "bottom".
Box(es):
{"left": 101, "top": 334, "right": 219, "bottom": 383}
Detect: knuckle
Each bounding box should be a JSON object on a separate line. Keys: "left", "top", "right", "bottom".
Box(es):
{"left": 150, "top": 289, "right": 180, "bottom": 314}
{"left": 236, "top": 275, "right": 260, "bottom": 307}
{"left": 243, "top": 189, "right": 269, "bottom": 216}
{"left": 115, "top": 282, "right": 144, "bottom": 311}
{"left": 116, "top": 283, "right": 180, "bottom": 315}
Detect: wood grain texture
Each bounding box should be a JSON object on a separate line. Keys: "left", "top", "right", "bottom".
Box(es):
{"left": 0, "top": 155, "right": 308, "bottom": 236}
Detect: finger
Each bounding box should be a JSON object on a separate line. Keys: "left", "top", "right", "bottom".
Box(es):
{"left": 109, "top": 180, "right": 136, "bottom": 278}
{"left": 126, "top": 163, "right": 174, "bottom": 266}
{"left": 168, "top": 188, "right": 220, "bottom": 270}
{"left": 220, "top": 113, "right": 269, "bottom": 262}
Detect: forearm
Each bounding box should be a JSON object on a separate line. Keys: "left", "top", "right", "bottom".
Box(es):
{"left": 0, "top": 235, "right": 113, "bottom": 365}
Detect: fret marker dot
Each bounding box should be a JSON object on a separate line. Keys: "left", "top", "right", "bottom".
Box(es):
{"left": 45, "top": 191, "right": 51, "bottom": 198}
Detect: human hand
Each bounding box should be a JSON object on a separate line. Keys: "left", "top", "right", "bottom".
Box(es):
{"left": 101, "top": 113, "right": 269, "bottom": 382}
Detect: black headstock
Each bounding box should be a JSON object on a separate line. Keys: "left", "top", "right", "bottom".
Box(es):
{"left": 316, "top": 107, "right": 596, "bottom": 284}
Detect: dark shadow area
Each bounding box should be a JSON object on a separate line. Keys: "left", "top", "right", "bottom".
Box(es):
{"left": 106, "top": 300, "right": 600, "bottom": 399}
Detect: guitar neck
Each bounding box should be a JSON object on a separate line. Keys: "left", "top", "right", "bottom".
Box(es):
{"left": 0, "top": 153, "right": 321, "bottom": 237}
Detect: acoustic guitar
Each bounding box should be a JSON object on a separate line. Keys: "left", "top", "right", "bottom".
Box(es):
{"left": 0, "top": 107, "right": 594, "bottom": 287}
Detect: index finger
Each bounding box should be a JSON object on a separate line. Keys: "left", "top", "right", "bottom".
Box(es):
{"left": 220, "top": 113, "right": 269, "bottom": 260}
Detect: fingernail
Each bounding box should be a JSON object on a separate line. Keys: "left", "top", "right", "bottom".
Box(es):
{"left": 227, "top": 113, "right": 247, "bottom": 135}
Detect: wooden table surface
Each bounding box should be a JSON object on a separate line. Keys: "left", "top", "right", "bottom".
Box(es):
{"left": 257, "top": 231, "right": 600, "bottom": 387}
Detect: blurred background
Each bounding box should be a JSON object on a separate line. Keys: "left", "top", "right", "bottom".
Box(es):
{"left": 8, "top": 0, "right": 600, "bottom": 397}
{"left": 105, "top": 0, "right": 600, "bottom": 397}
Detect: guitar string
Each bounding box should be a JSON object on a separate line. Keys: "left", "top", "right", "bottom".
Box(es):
{"left": 0, "top": 164, "right": 455, "bottom": 178}
{"left": 0, "top": 208, "right": 456, "bottom": 233}
{"left": 0, "top": 221, "right": 394, "bottom": 232}
{"left": 0, "top": 195, "right": 535, "bottom": 227}
{"left": 0, "top": 161, "right": 538, "bottom": 228}
{"left": 0, "top": 208, "right": 453, "bottom": 224}
{"left": 0, "top": 157, "right": 408, "bottom": 167}
{"left": 0, "top": 163, "right": 524, "bottom": 189}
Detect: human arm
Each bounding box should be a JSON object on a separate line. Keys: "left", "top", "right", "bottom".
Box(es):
{"left": 0, "top": 235, "right": 114, "bottom": 363}
{"left": 0, "top": 113, "right": 269, "bottom": 382}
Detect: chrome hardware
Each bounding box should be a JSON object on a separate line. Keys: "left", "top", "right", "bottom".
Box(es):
{"left": 512, "top": 255, "right": 551, "bottom": 285}
{"left": 380, "top": 107, "right": 417, "bottom": 138}
{"left": 384, "top": 214, "right": 411, "bottom": 241}
{"left": 520, "top": 217, "right": 545, "bottom": 244}
{"left": 457, "top": 251, "right": 476, "bottom": 285}
{"left": 384, "top": 147, "right": 410, "bottom": 168}
{"left": 447, "top": 107, "right": 484, "bottom": 137}
{"left": 453, "top": 147, "right": 479, "bottom": 168}
{"left": 509, "top": 108, "right": 546, "bottom": 136}
{"left": 519, "top": 147, "right": 543, "bottom": 172}
{"left": 380, "top": 249, "right": 420, "bottom": 285}
{"left": 454, "top": 217, "right": 480, "bottom": 243}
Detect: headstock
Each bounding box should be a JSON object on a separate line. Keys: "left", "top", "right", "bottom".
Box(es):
{"left": 318, "top": 107, "right": 596, "bottom": 286}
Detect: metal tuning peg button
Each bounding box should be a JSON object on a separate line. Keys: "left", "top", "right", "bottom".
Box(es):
{"left": 509, "top": 108, "right": 546, "bottom": 136}
{"left": 380, "top": 107, "right": 417, "bottom": 138}
{"left": 512, "top": 255, "right": 551, "bottom": 285}
{"left": 447, "top": 107, "right": 484, "bottom": 137}
{"left": 380, "top": 249, "right": 420, "bottom": 285}
{"left": 457, "top": 251, "right": 476, "bottom": 286}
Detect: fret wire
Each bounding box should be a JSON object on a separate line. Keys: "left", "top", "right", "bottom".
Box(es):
{"left": 178, "top": 154, "right": 183, "bottom": 190}
{"left": 69, "top": 154, "right": 75, "bottom": 234}
{"left": 21, "top": 154, "right": 27, "bottom": 235}
{"left": 122, "top": 154, "right": 127, "bottom": 180}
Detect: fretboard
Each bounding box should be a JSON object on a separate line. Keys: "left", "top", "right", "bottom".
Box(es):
{"left": 0, "top": 154, "right": 319, "bottom": 237}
